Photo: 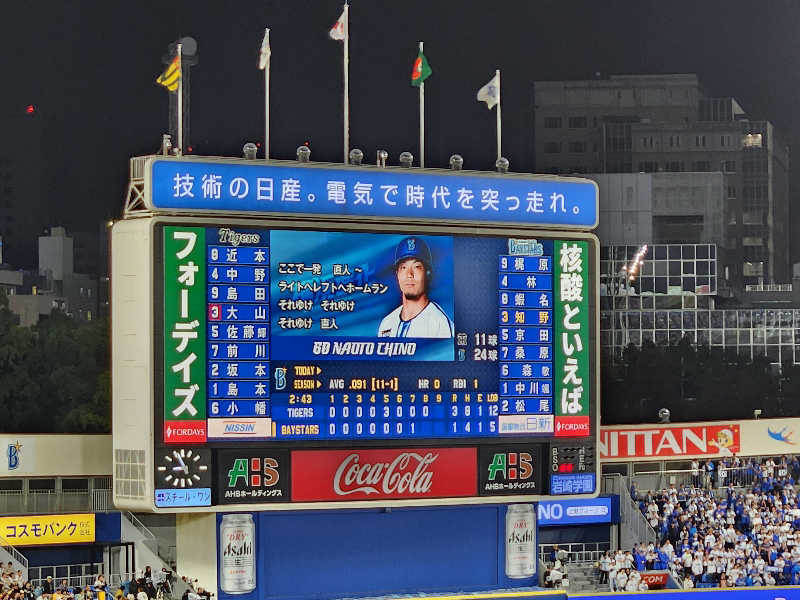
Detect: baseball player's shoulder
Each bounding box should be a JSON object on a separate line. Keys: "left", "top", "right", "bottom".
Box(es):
{"left": 427, "top": 301, "right": 454, "bottom": 336}
{"left": 378, "top": 306, "right": 402, "bottom": 336}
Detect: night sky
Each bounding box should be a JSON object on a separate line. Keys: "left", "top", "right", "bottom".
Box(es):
{"left": 3, "top": 0, "right": 800, "bottom": 253}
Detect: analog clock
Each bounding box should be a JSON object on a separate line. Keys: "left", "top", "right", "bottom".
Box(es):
{"left": 156, "top": 448, "right": 211, "bottom": 488}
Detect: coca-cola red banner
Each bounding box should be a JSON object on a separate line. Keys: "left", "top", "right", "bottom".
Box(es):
{"left": 291, "top": 448, "right": 477, "bottom": 502}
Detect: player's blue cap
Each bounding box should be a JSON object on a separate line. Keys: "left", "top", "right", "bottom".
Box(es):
{"left": 394, "top": 236, "right": 432, "bottom": 269}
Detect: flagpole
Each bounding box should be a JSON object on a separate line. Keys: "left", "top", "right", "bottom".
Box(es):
{"left": 177, "top": 43, "right": 183, "bottom": 156}
{"left": 343, "top": 2, "right": 350, "bottom": 164}
{"left": 264, "top": 29, "right": 270, "bottom": 160}
{"left": 495, "top": 68, "right": 501, "bottom": 161}
{"left": 419, "top": 41, "right": 425, "bottom": 169}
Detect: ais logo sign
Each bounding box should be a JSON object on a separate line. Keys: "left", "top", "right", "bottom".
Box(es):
{"left": 216, "top": 449, "right": 289, "bottom": 504}
{"left": 479, "top": 446, "right": 541, "bottom": 496}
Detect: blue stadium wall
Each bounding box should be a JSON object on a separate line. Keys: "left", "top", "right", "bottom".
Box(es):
{"left": 216, "top": 504, "right": 538, "bottom": 600}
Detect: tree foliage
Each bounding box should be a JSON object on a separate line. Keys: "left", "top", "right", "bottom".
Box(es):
{"left": 0, "top": 306, "right": 110, "bottom": 433}
{"left": 602, "top": 339, "right": 798, "bottom": 425}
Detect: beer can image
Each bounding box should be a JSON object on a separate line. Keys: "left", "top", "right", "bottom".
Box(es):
{"left": 219, "top": 514, "right": 256, "bottom": 594}
{"left": 505, "top": 504, "right": 536, "bottom": 579}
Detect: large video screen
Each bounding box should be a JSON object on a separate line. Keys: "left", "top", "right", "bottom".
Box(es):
{"left": 160, "top": 225, "right": 595, "bottom": 446}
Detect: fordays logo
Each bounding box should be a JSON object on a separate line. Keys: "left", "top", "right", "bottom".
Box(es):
{"left": 487, "top": 452, "right": 533, "bottom": 481}
{"left": 555, "top": 417, "right": 590, "bottom": 437}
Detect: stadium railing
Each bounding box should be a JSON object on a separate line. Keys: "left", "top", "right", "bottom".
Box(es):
{"left": 624, "top": 466, "right": 764, "bottom": 494}
{"left": 538, "top": 542, "right": 610, "bottom": 565}
{"left": 27, "top": 563, "right": 134, "bottom": 589}
{"left": 603, "top": 473, "right": 657, "bottom": 548}
{"left": 0, "top": 487, "right": 114, "bottom": 515}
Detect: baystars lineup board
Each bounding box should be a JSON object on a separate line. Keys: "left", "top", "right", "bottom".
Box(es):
{"left": 111, "top": 156, "right": 599, "bottom": 511}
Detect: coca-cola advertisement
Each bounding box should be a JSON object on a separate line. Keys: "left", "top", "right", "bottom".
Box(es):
{"left": 291, "top": 447, "right": 477, "bottom": 501}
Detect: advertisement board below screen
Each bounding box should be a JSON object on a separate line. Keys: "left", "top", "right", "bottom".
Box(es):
{"left": 537, "top": 497, "right": 613, "bottom": 526}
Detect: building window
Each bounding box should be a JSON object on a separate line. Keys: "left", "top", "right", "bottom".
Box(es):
{"left": 721, "top": 160, "right": 736, "bottom": 173}
{"left": 665, "top": 161, "right": 683, "bottom": 172}
{"left": 743, "top": 237, "right": 763, "bottom": 247}
{"left": 568, "top": 141, "right": 586, "bottom": 153}
{"left": 693, "top": 160, "right": 711, "bottom": 172}
{"left": 568, "top": 116, "right": 587, "bottom": 128}
{"left": 543, "top": 142, "right": 561, "bottom": 154}
{"left": 544, "top": 117, "right": 562, "bottom": 129}
{"left": 728, "top": 186, "right": 737, "bottom": 199}
{"left": 638, "top": 161, "right": 658, "bottom": 173}
{"left": 742, "top": 133, "right": 763, "bottom": 148}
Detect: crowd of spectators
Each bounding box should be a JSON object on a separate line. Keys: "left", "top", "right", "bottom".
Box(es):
{"left": 627, "top": 455, "right": 800, "bottom": 590}
{"left": 0, "top": 563, "right": 210, "bottom": 600}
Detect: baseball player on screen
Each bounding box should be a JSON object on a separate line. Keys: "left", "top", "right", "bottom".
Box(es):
{"left": 378, "top": 237, "right": 454, "bottom": 338}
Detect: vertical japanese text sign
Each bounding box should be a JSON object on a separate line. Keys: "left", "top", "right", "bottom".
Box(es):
{"left": 164, "top": 227, "right": 207, "bottom": 442}
{"left": 554, "top": 240, "right": 590, "bottom": 434}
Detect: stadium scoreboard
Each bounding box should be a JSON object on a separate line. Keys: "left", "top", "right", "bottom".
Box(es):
{"left": 111, "top": 156, "right": 600, "bottom": 511}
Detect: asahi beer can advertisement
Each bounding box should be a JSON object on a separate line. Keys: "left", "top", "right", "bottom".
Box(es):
{"left": 219, "top": 513, "right": 256, "bottom": 594}
{"left": 505, "top": 504, "right": 536, "bottom": 579}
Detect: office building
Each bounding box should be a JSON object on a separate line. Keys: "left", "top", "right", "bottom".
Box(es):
{"left": 533, "top": 74, "right": 790, "bottom": 289}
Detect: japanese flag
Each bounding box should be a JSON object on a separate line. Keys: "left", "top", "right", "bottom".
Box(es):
{"left": 329, "top": 9, "right": 346, "bottom": 40}
{"left": 477, "top": 72, "right": 500, "bottom": 110}
{"left": 258, "top": 28, "right": 271, "bottom": 70}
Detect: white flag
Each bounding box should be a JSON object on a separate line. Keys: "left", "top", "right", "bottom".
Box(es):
{"left": 258, "top": 28, "right": 271, "bottom": 70}
{"left": 477, "top": 72, "right": 500, "bottom": 109}
{"left": 329, "top": 9, "right": 346, "bottom": 40}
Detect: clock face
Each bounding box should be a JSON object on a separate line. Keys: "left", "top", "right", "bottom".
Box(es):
{"left": 156, "top": 448, "right": 211, "bottom": 488}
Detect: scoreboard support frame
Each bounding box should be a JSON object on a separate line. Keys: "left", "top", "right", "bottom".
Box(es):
{"left": 113, "top": 213, "right": 600, "bottom": 513}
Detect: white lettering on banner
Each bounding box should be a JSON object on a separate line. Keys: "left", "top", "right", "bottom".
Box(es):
{"left": 327, "top": 181, "right": 346, "bottom": 204}
{"left": 332, "top": 452, "right": 438, "bottom": 496}
{"left": 172, "top": 173, "right": 195, "bottom": 198}
{"left": 162, "top": 167, "right": 595, "bottom": 223}
{"left": 229, "top": 177, "right": 249, "bottom": 199}
{"left": 201, "top": 174, "right": 222, "bottom": 199}
{"left": 598, "top": 425, "right": 741, "bottom": 459}
{"left": 256, "top": 178, "right": 273, "bottom": 201}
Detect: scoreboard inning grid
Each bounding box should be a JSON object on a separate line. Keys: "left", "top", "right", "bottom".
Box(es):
{"left": 113, "top": 156, "right": 600, "bottom": 511}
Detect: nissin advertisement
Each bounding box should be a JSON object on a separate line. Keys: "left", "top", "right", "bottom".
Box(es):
{"left": 537, "top": 496, "right": 617, "bottom": 526}
{"left": 571, "top": 588, "right": 799, "bottom": 600}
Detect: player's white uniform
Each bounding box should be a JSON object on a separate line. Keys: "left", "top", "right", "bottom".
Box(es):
{"left": 378, "top": 301, "right": 454, "bottom": 338}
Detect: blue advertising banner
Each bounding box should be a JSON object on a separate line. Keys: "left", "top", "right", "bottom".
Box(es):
{"left": 537, "top": 496, "right": 613, "bottom": 526}
{"left": 570, "top": 588, "right": 799, "bottom": 599}
{"left": 148, "top": 158, "right": 598, "bottom": 228}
